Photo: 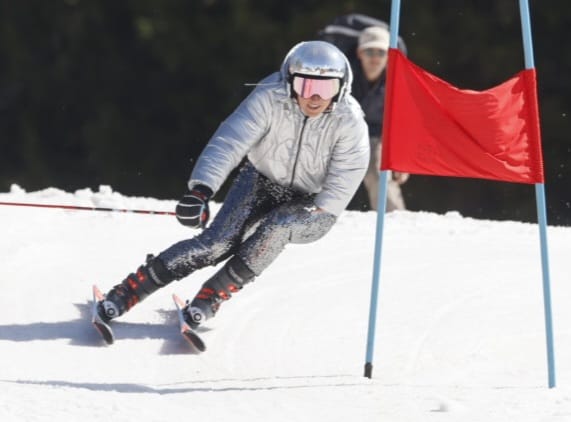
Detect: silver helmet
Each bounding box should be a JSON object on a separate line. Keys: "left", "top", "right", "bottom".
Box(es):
{"left": 282, "top": 41, "right": 351, "bottom": 101}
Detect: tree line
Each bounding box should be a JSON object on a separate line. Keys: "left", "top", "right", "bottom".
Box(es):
{"left": 0, "top": 0, "right": 569, "bottom": 224}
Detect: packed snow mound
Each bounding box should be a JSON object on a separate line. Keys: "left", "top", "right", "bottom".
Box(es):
{"left": 0, "top": 186, "right": 569, "bottom": 422}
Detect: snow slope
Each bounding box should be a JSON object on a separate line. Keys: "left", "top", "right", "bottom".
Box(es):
{"left": 0, "top": 185, "right": 570, "bottom": 422}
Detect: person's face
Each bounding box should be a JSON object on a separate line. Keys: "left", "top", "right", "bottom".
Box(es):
{"left": 296, "top": 94, "right": 332, "bottom": 117}
{"left": 357, "top": 48, "right": 388, "bottom": 82}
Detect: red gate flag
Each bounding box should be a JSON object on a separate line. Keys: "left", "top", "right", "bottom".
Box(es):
{"left": 381, "top": 49, "right": 544, "bottom": 184}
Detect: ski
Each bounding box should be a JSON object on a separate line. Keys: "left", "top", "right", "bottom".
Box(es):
{"left": 172, "top": 293, "right": 206, "bottom": 352}
{"left": 91, "top": 284, "right": 115, "bottom": 345}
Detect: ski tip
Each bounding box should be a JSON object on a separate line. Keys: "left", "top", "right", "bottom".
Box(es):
{"left": 172, "top": 293, "right": 185, "bottom": 307}
{"left": 92, "top": 284, "right": 105, "bottom": 301}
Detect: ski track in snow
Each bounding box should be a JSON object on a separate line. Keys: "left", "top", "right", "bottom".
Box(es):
{"left": 0, "top": 185, "right": 570, "bottom": 422}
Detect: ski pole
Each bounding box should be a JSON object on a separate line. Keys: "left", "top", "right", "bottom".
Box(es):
{"left": 0, "top": 201, "right": 176, "bottom": 216}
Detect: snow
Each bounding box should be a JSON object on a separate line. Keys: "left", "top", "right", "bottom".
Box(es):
{"left": 0, "top": 184, "right": 570, "bottom": 421}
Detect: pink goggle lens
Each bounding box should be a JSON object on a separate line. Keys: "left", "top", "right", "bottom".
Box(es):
{"left": 292, "top": 76, "right": 340, "bottom": 100}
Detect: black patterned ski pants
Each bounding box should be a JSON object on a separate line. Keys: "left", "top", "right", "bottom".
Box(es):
{"left": 158, "top": 161, "right": 337, "bottom": 279}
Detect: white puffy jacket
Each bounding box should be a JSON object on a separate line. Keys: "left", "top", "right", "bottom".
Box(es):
{"left": 189, "top": 63, "right": 369, "bottom": 216}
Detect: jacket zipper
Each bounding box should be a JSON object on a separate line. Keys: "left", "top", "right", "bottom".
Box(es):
{"left": 290, "top": 116, "right": 309, "bottom": 187}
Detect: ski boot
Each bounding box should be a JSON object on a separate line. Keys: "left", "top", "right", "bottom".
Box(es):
{"left": 98, "top": 254, "right": 175, "bottom": 322}
{"left": 183, "top": 256, "right": 255, "bottom": 328}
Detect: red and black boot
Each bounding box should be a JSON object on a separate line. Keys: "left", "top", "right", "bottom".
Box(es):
{"left": 183, "top": 256, "right": 255, "bottom": 328}
{"left": 98, "top": 254, "right": 175, "bottom": 322}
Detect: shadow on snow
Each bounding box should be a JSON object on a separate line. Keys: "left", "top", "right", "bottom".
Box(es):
{"left": 0, "top": 302, "right": 205, "bottom": 354}
{"left": 1, "top": 374, "right": 363, "bottom": 394}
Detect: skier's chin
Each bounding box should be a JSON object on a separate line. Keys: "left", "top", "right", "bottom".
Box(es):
{"left": 297, "top": 96, "right": 331, "bottom": 117}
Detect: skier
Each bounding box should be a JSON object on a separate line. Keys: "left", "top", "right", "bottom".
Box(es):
{"left": 95, "top": 40, "right": 369, "bottom": 330}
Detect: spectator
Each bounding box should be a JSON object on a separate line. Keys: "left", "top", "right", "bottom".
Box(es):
{"left": 351, "top": 26, "right": 409, "bottom": 211}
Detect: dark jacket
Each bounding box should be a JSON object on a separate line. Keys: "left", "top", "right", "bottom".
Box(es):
{"left": 350, "top": 59, "right": 386, "bottom": 138}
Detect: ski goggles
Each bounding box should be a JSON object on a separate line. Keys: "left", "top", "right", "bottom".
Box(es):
{"left": 292, "top": 76, "right": 340, "bottom": 100}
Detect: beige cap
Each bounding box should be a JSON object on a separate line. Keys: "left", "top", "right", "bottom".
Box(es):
{"left": 358, "top": 26, "right": 390, "bottom": 51}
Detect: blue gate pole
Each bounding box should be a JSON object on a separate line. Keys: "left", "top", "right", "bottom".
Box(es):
{"left": 364, "top": 0, "right": 402, "bottom": 379}
{"left": 518, "top": 0, "right": 556, "bottom": 388}
{"left": 364, "top": 171, "right": 389, "bottom": 378}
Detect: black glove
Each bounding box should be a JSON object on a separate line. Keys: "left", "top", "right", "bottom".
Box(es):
{"left": 175, "top": 185, "right": 213, "bottom": 228}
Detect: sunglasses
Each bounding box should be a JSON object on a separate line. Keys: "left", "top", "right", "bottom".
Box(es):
{"left": 362, "top": 48, "right": 387, "bottom": 58}
{"left": 292, "top": 76, "right": 340, "bottom": 100}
